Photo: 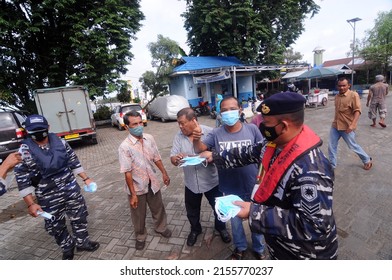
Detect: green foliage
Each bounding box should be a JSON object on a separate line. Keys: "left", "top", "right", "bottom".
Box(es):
{"left": 183, "top": 0, "right": 319, "bottom": 64}
{"left": 93, "top": 105, "right": 112, "bottom": 121}
{"left": 116, "top": 81, "right": 131, "bottom": 103}
{"left": 133, "top": 97, "right": 141, "bottom": 104}
{"left": 283, "top": 47, "right": 304, "bottom": 64}
{"left": 360, "top": 10, "right": 392, "bottom": 76}
{"left": 0, "top": 0, "right": 144, "bottom": 110}
{"left": 139, "top": 35, "right": 181, "bottom": 108}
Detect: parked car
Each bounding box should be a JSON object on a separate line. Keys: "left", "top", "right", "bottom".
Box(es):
{"left": 0, "top": 110, "right": 27, "bottom": 163}
{"left": 111, "top": 103, "right": 147, "bottom": 130}
{"left": 147, "top": 95, "right": 189, "bottom": 122}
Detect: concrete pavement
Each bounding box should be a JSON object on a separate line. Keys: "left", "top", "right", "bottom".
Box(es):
{"left": 0, "top": 92, "right": 391, "bottom": 260}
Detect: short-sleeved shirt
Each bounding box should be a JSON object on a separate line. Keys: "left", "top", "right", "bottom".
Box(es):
{"left": 332, "top": 90, "right": 361, "bottom": 130}
{"left": 203, "top": 123, "right": 263, "bottom": 199}
{"left": 369, "top": 82, "right": 388, "bottom": 105}
{"left": 170, "top": 124, "right": 219, "bottom": 193}
{"left": 118, "top": 133, "right": 162, "bottom": 195}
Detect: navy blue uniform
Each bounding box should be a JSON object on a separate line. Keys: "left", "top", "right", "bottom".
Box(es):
{"left": 213, "top": 139, "right": 338, "bottom": 259}
{"left": 15, "top": 133, "right": 90, "bottom": 252}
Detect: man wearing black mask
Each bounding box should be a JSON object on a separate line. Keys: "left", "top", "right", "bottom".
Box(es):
{"left": 199, "top": 92, "right": 338, "bottom": 259}
{"left": 15, "top": 114, "right": 99, "bottom": 260}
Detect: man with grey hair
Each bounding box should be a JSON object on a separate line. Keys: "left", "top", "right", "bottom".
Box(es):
{"left": 367, "top": 74, "right": 389, "bottom": 128}
{"left": 170, "top": 107, "right": 231, "bottom": 246}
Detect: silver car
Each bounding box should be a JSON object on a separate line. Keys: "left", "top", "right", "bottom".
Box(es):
{"left": 110, "top": 103, "right": 147, "bottom": 130}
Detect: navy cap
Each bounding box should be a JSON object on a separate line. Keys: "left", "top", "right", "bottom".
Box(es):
{"left": 24, "top": 114, "right": 49, "bottom": 131}
{"left": 257, "top": 91, "right": 306, "bottom": 115}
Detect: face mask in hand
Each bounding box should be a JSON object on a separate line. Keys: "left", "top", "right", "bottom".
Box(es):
{"left": 128, "top": 125, "right": 143, "bottom": 137}
{"left": 215, "top": 194, "right": 243, "bottom": 222}
{"left": 84, "top": 182, "right": 97, "bottom": 192}
{"left": 221, "top": 110, "right": 240, "bottom": 126}
{"left": 178, "top": 156, "right": 207, "bottom": 168}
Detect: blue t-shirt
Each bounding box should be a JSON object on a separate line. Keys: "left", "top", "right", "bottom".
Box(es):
{"left": 203, "top": 123, "right": 263, "bottom": 200}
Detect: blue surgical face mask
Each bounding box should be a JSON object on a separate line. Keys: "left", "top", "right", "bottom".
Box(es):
{"left": 221, "top": 110, "right": 240, "bottom": 126}
{"left": 215, "top": 194, "right": 243, "bottom": 222}
{"left": 178, "top": 156, "right": 207, "bottom": 167}
{"left": 84, "top": 182, "right": 97, "bottom": 193}
{"left": 128, "top": 125, "right": 143, "bottom": 137}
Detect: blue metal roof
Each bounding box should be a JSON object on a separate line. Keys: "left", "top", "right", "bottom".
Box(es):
{"left": 172, "top": 56, "right": 243, "bottom": 73}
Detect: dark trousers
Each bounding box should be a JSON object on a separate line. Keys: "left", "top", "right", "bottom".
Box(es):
{"left": 185, "top": 185, "right": 226, "bottom": 233}
{"left": 39, "top": 181, "right": 89, "bottom": 252}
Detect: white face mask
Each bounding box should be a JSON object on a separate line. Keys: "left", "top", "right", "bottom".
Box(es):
{"left": 214, "top": 194, "right": 243, "bottom": 222}
{"left": 178, "top": 156, "right": 207, "bottom": 168}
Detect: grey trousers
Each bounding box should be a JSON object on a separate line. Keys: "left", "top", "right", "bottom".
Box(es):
{"left": 128, "top": 186, "right": 167, "bottom": 242}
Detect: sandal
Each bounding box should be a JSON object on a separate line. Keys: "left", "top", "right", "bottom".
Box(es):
{"left": 379, "top": 122, "right": 387, "bottom": 128}
{"left": 231, "top": 248, "right": 245, "bottom": 260}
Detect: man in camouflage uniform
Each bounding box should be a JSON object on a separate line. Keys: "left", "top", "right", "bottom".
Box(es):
{"left": 15, "top": 114, "right": 99, "bottom": 260}
{"left": 201, "top": 92, "right": 338, "bottom": 259}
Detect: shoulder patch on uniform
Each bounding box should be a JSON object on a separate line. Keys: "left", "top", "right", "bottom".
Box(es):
{"left": 301, "top": 184, "right": 317, "bottom": 202}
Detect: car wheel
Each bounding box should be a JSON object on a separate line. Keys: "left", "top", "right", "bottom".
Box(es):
{"left": 322, "top": 97, "right": 328, "bottom": 106}
{"left": 143, "top": 123, "right": 147, "bottom": 127}
{"left": 118, "top": 123, "right": 124, "bottom": 131}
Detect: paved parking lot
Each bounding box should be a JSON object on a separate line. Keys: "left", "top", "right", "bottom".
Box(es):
{"left": 1, "top": 93, "right": 392, "bottom": 260}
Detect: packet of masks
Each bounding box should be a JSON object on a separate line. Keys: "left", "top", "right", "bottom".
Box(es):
{"left": 37, "top": 210, "right": 55, "bottom": 222}
{"left": 178, "top": 156, "right": 207, "bottom": 168}
{"left": 84, "top": 182, "right": 97, "bottom": 192}
{"left": 215, "top": 195, "right": 243, "bottom": 222}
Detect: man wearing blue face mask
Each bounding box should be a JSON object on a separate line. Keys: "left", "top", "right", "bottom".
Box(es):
{"left": 193, "top": 96, "right": 266, "bottom": 260}
{"left": 201, "top": 92, "right": 338, "bottom": 260}
{"left": 118, "top": 110, "right": 172, "bottom": 251}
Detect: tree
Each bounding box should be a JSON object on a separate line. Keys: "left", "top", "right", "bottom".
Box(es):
{"left": 139, "top": 35, "right": 182, "bottom": 108}
{"left": 116, "top": 81, "right": 131, "bottom": 103}
{"left": 360, "top": 10, "right": 392, "bottom": 77}
{"left": 0, "top": 0, "right": 144, "bottom": 112}
{"left": 283, "top": 47, "right": 304, "bottom": 64}
{"left": 182, "top": 0, "right": 319, "bottom": 64}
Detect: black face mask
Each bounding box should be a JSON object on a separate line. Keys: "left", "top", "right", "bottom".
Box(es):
{"left": 28, "top": 129, "right": 49, "bottom": 142}
{"left": 259, "top": 122, "right": 282, "bottom": 141}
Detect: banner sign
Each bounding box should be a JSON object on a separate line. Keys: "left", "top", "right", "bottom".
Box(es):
{"left": 193, "top": 70, "right": 231, "bottom": 84}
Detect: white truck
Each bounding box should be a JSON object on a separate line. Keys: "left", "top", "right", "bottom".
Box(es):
{"left": 34, "top": 85, "right": 97, "bottom": 144}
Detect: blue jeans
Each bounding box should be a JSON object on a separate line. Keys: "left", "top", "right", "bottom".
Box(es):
{"left": 328, "top": 127, "right": 371, "bottom": 168}
{"left": 230, "top": 216, "right": 265, "bottom": 254}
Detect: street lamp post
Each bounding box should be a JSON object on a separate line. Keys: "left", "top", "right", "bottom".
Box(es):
{"left": 347, "top": 17, "right": 362, "bottom": 89}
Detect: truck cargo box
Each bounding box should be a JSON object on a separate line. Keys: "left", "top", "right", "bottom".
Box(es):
{"left": 34, "top": 86, "right": 97, "bottom": 144}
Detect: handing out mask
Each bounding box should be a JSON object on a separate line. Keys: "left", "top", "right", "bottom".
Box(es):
{"left": 221, "top": 110, "right": 240, "bottom": 126}
{"left": 215, "top": 194, "right": 243, "bottom": 222}
{"left": 128, "top": 125, "right": 143, "bottom": 137}
{"left": 178, "top": 156, "right": 207, "bottom": 168}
